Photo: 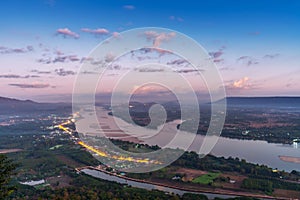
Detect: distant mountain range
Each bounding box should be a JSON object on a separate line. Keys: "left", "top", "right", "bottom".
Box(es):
{"left": 0, "top": 96, "right": 71, "bottom": 114}
{"left": 1, "top": 96, "right": 300, "bottom": 114}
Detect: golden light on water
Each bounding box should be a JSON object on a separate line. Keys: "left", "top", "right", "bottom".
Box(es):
{"left": 58, "top": 119, "right": 161, "bottom": 165}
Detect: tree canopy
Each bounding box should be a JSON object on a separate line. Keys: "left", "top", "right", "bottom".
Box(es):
{"left": 0, "top": 154, "right": 16, "bottom": 199}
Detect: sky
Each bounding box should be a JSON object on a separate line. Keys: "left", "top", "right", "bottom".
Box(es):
{"left": 0, "top": 0, "right": 299, "bottom": 102}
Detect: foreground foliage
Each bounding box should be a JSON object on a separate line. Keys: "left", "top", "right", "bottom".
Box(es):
{"left": 0, "top": 154, "right": 17, "bottom": 199}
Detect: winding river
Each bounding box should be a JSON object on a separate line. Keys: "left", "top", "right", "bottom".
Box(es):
{"left": 76, "top": 107, "right": 300, "bottom": 172}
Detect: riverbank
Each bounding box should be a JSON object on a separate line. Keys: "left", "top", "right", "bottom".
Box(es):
{"left": 78, "top": 166, "right": 288, "bottom": 200}
{"left": 78, "top": 107, "right": 300, "bottom": 172}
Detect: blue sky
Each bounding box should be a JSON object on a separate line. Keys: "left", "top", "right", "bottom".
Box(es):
{"left": 0, "top": 0, "right": 299, "bottom": 101}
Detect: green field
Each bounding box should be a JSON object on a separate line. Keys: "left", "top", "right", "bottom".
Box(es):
{"left": 192, "top": 172, "right": 220, "bottom": 185}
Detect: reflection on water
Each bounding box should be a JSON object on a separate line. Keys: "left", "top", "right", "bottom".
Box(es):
{"left": 293, "top": 141, "right": 299, "bottom": 149}
{"left": 76, "top": 107, "right": 300, "bottom": 172}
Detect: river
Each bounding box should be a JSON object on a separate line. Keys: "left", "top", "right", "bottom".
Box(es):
{"left": 75, "top": 107, "right": 300, "bottom": 172}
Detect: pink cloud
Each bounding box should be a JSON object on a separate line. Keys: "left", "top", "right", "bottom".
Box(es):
{"left": 132, "top": 85, "right": 169, "bottom": 95}
{"left": 233, "top": 77, "right": 249, "bottom": 88}
{"left": 112, "top": 32, "right": 121, "bottom": 38}
{"left": 144, "top": 31, "right": 159, "bottom": 40}
{"left": 9, "top": 83, "right": 50, "bottom": 89}
{"left": 225, "top": 77, "right": 261, "bottom": 95}
{"left": 81, "top": 28, "right": 109, "bottom": 35}
{"left": 56, "top": 28, "right": 79, "bottom": 39}
{"left": 228, "top": 77, "right": 252, "bottom": 89}
{"left": 143, "top": 31, "right": 176, "bottom": 48}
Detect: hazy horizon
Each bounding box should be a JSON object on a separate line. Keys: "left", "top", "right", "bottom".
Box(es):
{"left": 2, "top": 93, "right": 300, "bottom": 104}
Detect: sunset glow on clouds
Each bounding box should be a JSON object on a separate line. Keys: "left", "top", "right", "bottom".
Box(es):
{"left": 56, "top": 28, "right": 80, "bottom": 39}
{"left": 0, "top": 0, "right": 299, "bottom": 102}
{"left": 233, "top": 77, "right": 250, "bottom": 89}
